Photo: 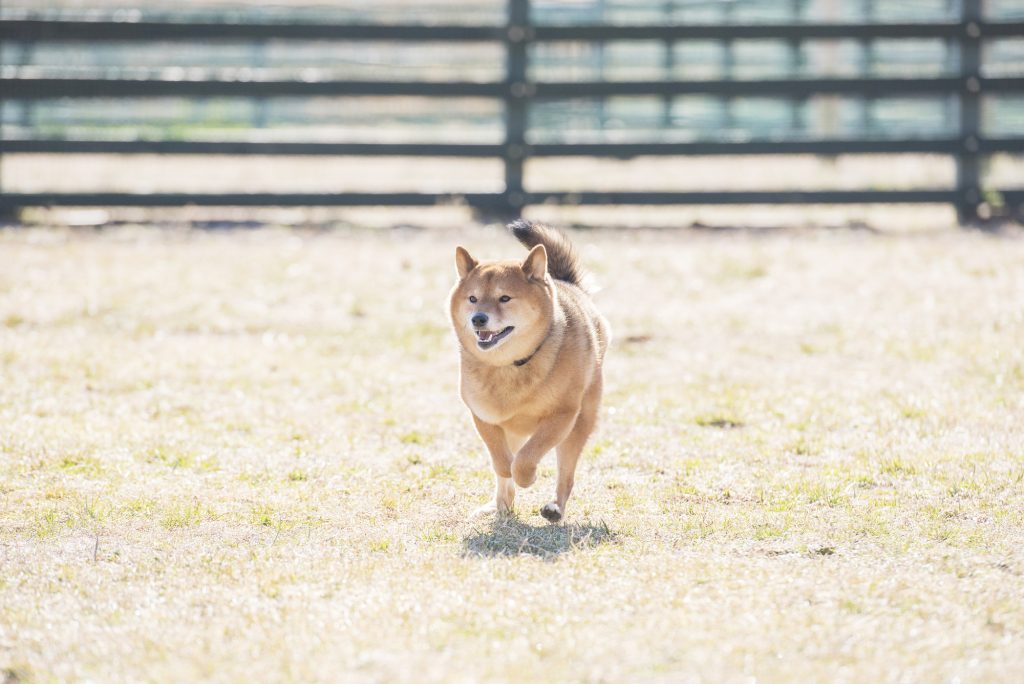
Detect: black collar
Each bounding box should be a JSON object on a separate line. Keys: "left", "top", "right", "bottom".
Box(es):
{"left": 513, "top": 337, "right": 547, "bottom": 367}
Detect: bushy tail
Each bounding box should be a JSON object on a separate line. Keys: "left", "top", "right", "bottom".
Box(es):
{"left": 509, "top": 220, "right": 587, "bottom": 289}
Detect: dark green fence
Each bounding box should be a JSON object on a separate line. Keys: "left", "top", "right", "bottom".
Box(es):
{"left": 1, "top": 0, "right": 1023, "bottom": 221}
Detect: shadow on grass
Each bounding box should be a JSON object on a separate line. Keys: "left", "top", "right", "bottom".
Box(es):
{"left": 462, "top": 515, "right": 618, "bottom": 559}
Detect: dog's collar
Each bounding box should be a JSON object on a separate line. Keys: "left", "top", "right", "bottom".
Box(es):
{"left": 513, "top": 336, "right": 547, "bottom": 367}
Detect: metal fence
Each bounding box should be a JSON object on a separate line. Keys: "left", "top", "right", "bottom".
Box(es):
{"left": 1, "top": 0, "right": 1023, "bottom": 222}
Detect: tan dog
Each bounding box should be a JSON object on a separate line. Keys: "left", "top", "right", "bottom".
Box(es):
{"left": 449, "top": 221, "right": 610, "bottom": 522}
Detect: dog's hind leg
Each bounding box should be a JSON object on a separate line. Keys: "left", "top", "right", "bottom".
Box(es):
{"left": 541, "top": 374, "right": 603, "bottom": 523}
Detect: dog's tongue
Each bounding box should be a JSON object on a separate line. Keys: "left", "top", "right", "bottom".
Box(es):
{"left": 478, "top": 331, "right": 495, "bottom": 342}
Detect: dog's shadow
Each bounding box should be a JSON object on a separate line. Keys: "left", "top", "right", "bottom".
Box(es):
{"left": 461, "top": 514, "right": 618, "bottom": 559}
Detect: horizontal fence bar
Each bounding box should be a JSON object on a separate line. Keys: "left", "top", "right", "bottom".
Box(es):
{"left": 531, "top": 77, "right": 1024, "bottom": 98}
{"left": 0, "top": 192, "right": 511, "bottom": 208}
{"left": 533, "top": 22, "right": 1024, "bottom": 41}
{"left": 1, "top": 77, "right": 505, "bottom": 99}
{"left": 526, "top": 190, "right": 963, "bottom": 204}
{"left": 8, "top": 77, "right": 1024, "bottom": 100}
{"left": 3, "top": 19, "right": 1024, "bottom": 43}
{"left": 531, "top": 138, "right": 1024, "bottom": 156}
{"left": 0, "top": 20, "right": 504, "bottom": 42}
{"left": 0, "top": 140, "right": 506, "bottom": 156}
{"left": 9, "top": 190, "right": 1024, "bottom": 208}
{"left": 4, "top": 190, "right": 1022, "bottom": 211}
{"left": 4, "top": 138, "right": 1024, "bottom": 157}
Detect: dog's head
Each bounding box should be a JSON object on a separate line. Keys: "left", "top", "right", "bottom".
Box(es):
{"left": 448, "top": 244, "right": 554, "bottom": 366}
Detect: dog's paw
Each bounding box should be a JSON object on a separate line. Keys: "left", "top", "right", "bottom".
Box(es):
{"left": 470, "top": 500, "right": 498, "bottom": 519}
{"left": 471, "top": 500, "right": 513, "bottom": 519}
{"left": 511, "top": 461, "right": 537, "bottom": 488}
{"left": 540, "top": 502, "right": 563, "bottom": 523}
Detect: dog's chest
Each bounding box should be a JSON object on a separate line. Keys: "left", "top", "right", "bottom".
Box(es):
{"left": 462, "top": 367, "right": 545, "bottom": 426}
{"left": 463, "top": 385, "right": 521, "bottom": 425}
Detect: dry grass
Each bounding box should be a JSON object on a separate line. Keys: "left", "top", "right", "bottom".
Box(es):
{"left": 1, "top": 222, "right": 1023, "bottom": 683}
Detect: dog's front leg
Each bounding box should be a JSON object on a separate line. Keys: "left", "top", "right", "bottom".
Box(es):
{"left": 472, "top": 415, "right": 515, "bottom": 514}
{"left": 511, "top": 410, "right": 578, "bottom": 489}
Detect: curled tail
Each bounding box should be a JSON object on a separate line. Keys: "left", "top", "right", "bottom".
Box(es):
{"left": 509, "top": 220, "right": 587, "bottom": 289}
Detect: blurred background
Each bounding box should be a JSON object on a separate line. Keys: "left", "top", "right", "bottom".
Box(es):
{"left": 1, "top": 0, "right": 1023, "bottom": 228}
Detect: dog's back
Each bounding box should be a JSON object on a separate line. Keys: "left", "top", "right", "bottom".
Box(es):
{"left": 509, "top": 220, "right": 609, "bottom": 363}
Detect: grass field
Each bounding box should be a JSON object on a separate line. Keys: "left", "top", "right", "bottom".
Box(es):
{"left": 1, "top": 222, "right": 1023, "bottom": 683}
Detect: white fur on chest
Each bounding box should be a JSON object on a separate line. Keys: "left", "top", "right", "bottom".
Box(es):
{"left": 461, "top": 366, "right": 549, "bottom": 427}
{"left": 465, "top": 397, "right": 506, "bottom": 426}
{"left": 462, "top": 383, "right": 518, "bottom": 425}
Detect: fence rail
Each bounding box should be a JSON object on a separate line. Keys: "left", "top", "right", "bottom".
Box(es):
{"left": 6, "top": 18, "right": 1024, "bottom": 41}
{"left": 6, "top": 138, "right": 1023, "bottom": 157}
{"left": 2, "top": 0, "right": 1024, "bottom": 222}
{"left": 8, "top": 77, "right": 1024, "bottom": 99}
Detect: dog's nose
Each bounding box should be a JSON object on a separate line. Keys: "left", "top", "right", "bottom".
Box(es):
{"left": 471, "top": 312, "right": 488, "bottom": 328}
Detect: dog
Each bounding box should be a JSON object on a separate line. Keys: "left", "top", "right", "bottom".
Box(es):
{"left": 448, "top": 221, "right": 610, "bottom": 522}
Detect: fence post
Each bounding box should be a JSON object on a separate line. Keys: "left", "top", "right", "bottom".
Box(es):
{"left": 957, "top": 0, "right": 982, "bottom": 224}
{"left": 859, "top": 0, "right": 875, "bottom": 138}
{"left": 504, "top": 0, "right": 532, "bottom": 217}
{"left": 595, "top": 0, "right": 607, "bottom": 130}
{"left": 0, "top": 42, "right": 30, "bottom": 221}
{"left": 788, "top": 0, "right": 804, "bottom": 135}
{"left": 720, "top": 2, "right": 735, "bottom": 137}
{"left": 661, "top": 0, "right": 675, "bottom": 129}
{"left": 0, "top": 116, "right": 5, "bottom": 221}
{"left": 0, "top": 58, "right": 7, "bottom": 220}
{"left": 251, "top": 40, "right": 270, "bottom": 129}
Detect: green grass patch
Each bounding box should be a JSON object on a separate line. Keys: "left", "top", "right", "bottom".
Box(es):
{"left": 161, "top": 500, "right": 211, "bottom": 529}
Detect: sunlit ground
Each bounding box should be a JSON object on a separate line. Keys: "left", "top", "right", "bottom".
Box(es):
{"left": 1, "top": 223, "right": 1022, "bottom": 682}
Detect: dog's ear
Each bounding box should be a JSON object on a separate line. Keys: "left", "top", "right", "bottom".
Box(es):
{"left": 521, "top": 244, "right": 548, "bottom": 281}
{"left": 455, "top": 246, "right": 477, "bottom": 279}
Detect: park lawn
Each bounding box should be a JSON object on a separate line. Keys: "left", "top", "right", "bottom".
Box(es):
{"left": 1, "top": 223, "right": 1022, "bottom": 683}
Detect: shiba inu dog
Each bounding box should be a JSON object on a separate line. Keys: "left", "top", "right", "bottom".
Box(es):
{"left": 449, "top": 221, "right": 610, "bottom": 522}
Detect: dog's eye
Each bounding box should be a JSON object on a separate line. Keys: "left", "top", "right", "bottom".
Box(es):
{"left": 468, "top": 296, "right": 477, "bottom": 303}
{"left": 499, "top": 295, "right": 511, "bottom": 303}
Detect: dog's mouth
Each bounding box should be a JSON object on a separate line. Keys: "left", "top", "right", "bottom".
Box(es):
{"left": 476, "top": 326, "right": 514, "bottom": 350}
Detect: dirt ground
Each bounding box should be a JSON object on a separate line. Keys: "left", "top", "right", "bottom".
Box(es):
{"left": 1, "top": 222, "right": 1023, "bottom": 682}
